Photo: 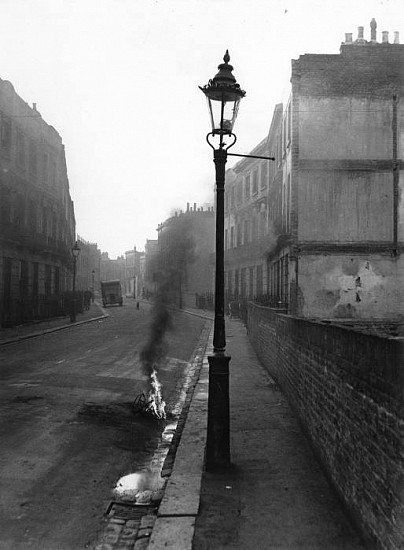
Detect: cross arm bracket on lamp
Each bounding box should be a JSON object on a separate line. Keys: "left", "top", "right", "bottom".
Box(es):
{"left": 227, "top": 152, "right": 275, "bottom": 161}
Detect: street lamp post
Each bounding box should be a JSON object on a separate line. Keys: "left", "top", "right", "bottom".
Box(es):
{"left": 71, "top": 241, "right": 81, "bottom": 323}
{"left": 200, "top": 51, "right": 245, "bottom": 470}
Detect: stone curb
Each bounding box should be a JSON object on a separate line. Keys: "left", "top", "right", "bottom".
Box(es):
{"left": 148, "top": 324, "right": 212, "bottom": 550}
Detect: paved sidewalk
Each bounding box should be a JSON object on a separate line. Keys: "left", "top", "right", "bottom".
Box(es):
{"left": 0, "top": 301, "right": 107, "bottom": 345}
{"left": 150, "top": 317, "right": 367, "bottom": 550}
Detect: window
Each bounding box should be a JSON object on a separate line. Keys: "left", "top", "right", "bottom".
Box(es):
{"left": 45, "top": 265, "right": 52, "bottom": 295}
{"left": 52, "top": 213, "right": 57, "bottom": 239}
{"left": 28, "top": 200, "right": 37, "bottom": 232}
{"left": 54, "top": 267, "right": 60, "bottom": 294}
{"left": 243, "top": 220, "right": 249, "bottom": 244}
{"left": 230, "top": 187, "right": 235, "bottom": 209}
{"left": 282, "top": 174, "right": 291, "bottom": 233}
{"left": 245, "top": 175, "right": 250, "bottom": 200}
{"left": 14, "top": 194, "right": 25, "bottom": 227}
{"left": 230, "top": 227, "right": 234, "bottom": 248}
{"left": 0, "top": 188, "right": 11, "bottom": 223}
{"left": 256, "top": 265, "right": 263, "bottom": 297}
{"left": 225, "top": 229, "right": 228, "bottom": 250}
{"left": 236, "top": 224, "right": 242, "bottom": 247}
{"left": 268, "top": 254, "right": 289, "bottom": 307}
{"left": 1, "top": 116, "right": 11, "bottom": 153}
{"left": 16, "top": 130, "right": 25, "bottom": 168}
{"left": 42, "top": 153, "right": 49, "bottom": 185}
{"left": 249, "top": 267, "right": 254, "bottom": 297}
{"left": 234, "top": 269, "right": 239, "bottom": 297}
{"left": 261, "top": 162, "right": 268, "bottom": 189}
{"left": 51, "top": 161, "right": 57, "bottom": 187}
{"left": 240, "top": 268, "right": 247, "bottom": 297}
{"left": 19, "top": 260, "right": 29, "bottom": 297}
{"left": 236, "top": 182, "right": 242, "bottom": 204}
{"left": 226, "top": 270, "right": 232, "bottom": 297}
{"left": 252, "top": 169, "right": 258, "bottom": 195}
{"left": 29, "top": 140, "right": 37, "bottom": 177}
{"left": 252, "top": 216, "right": 258, "bottom": 241}
{"left": 32, "top": 263, "right": 39, "bottom": 297}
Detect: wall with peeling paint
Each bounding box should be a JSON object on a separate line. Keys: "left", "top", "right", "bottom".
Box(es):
{"left": 298, "top": 170, "right": 393, "bottom": 242}
{"left": 298, "top": 255, "right": 404, "bottom": 318}
{"left": 299, "top": 97, "right": 393, "bottom": 159}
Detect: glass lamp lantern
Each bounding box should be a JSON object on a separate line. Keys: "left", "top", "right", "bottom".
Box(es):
{"left": 72, "top": 241, "right": 81, "bottom": 258}
{"left": 200, "top": 50, "right": 246, "bottom": 136}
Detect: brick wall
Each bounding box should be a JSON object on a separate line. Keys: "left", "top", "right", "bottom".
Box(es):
{"left": 248, "top": 303, "right": 404, "bottom": 549}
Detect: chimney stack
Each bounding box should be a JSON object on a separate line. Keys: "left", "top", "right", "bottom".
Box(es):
{"left": 356, "top": 26, "right": 365, "bottom": 43}
{"left": 394, "top": 31, "right": 400, "bottom": 44}
{"left": 370, "top": 18, "right": 377, "bottom": 42}
{"left": 382, "top": 31, "right": 389, "bottom": 43}
{"left": 345, "top": 33, "right": 353, "bottom": 44}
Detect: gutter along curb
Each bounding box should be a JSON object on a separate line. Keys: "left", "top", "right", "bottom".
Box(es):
{"left": 148, "top": 322, "right": 213, "bottom": 550}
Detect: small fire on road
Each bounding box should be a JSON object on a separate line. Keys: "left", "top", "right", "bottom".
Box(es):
{"left": 133, "top": 367, "right": 166, "bottom": 420}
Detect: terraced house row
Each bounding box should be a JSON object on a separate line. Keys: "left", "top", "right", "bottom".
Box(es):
{"left": 0, "top": 78, "right": 76, "bottom": 327}
{"left": 225, "top": 20, "right": 404, "bottom": 321}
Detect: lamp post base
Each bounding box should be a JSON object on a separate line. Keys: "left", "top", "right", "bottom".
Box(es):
{"left": 206, "top": 353, "right": 231, "bottom": 471}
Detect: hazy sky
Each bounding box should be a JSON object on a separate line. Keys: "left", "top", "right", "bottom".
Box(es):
{"left": 0, "top": 0, "right": 403, "bottom": 257}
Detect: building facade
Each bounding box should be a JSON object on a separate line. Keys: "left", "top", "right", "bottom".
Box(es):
{"left": 100, "top": 252, "right": 126, "bottom": 285}
{"left": 224, "top": 124, "right": 282, "bottom": 308}
{"left": 156, "top": 203, "right": 215, "bottom": 309}
{"left": 226, "top": 21, "right": 404, "bottom": 321}
{"left": 75, "top": 235, "right": 101, "bottom": 295}
{"left": 123, "top": 247, "right": 144, "bottom": 298}
{"left": 0, "top": 78, "right": 76, "bottom": 327}
{"left": 143, "top": 239, "right": 159, "bottom": 298}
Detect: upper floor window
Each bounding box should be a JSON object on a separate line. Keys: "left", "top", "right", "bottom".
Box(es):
{"left": 243, "top": 220, "right": 249, "bottom": 244}
{"left": 252, "top": 169, "right": 258, "bottom": 195}
{"left": 42, "top": 153, "right": 49, "bottom": 185}
{"left": 29, "top": 140, "right": 38, "bottom": 177}
{"left": 1, "top": 116, "right": 11, "bottom": 153}
{"left": 51, "top": 161, "right": 57, "bottom": 187}
{"left": 245, "top": 175, "right": 250, "bottom": 200}
{"left": 230, "top": 186, "right": 235, "bottom": 209}
{"left": 236, "top": 182, "right": 242, "bottom": 204}
{"left": 261, "top": 162, "right": 268, "bottom": 189}
{"left": 16, "top": 130, "right": 25, "bottom": 168}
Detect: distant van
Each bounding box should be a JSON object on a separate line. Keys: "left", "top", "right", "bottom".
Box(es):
{"left": 101, "top": 280, "right": 123, "bottom": 307}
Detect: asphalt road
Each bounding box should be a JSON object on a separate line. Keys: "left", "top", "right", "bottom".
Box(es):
{"left": 0, "top": 299, "right": 206, "bottom": 550}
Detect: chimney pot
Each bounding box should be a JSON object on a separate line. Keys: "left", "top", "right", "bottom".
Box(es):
{"left": 358, "top": 26, "right": 364, "bottom": 39}
{"left": 382, "top": 31, "right": 389, "bottom": 43}
{"left": 394, "top": 31, "right": 400, "bottom": 44}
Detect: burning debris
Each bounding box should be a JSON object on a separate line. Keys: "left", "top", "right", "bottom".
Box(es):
{"left": 133, "top": 367, "right": 166, "bottom": 420}
{"left": 134, "top": 291, "right": 172, "bottom": 420}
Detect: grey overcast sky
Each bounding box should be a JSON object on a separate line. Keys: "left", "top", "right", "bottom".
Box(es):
{"left": 0, "top": 0, "right": 403, "bottom": 258}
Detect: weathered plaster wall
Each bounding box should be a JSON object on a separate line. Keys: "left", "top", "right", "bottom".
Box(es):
{"left": 299, "top": 97, "right": 393, "bottom": 159}
{"left": 298, "top": 170, "right": 393, "bottom": 242}
{"left": 298, "top": 255, "right": 404, "bottom": 319}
